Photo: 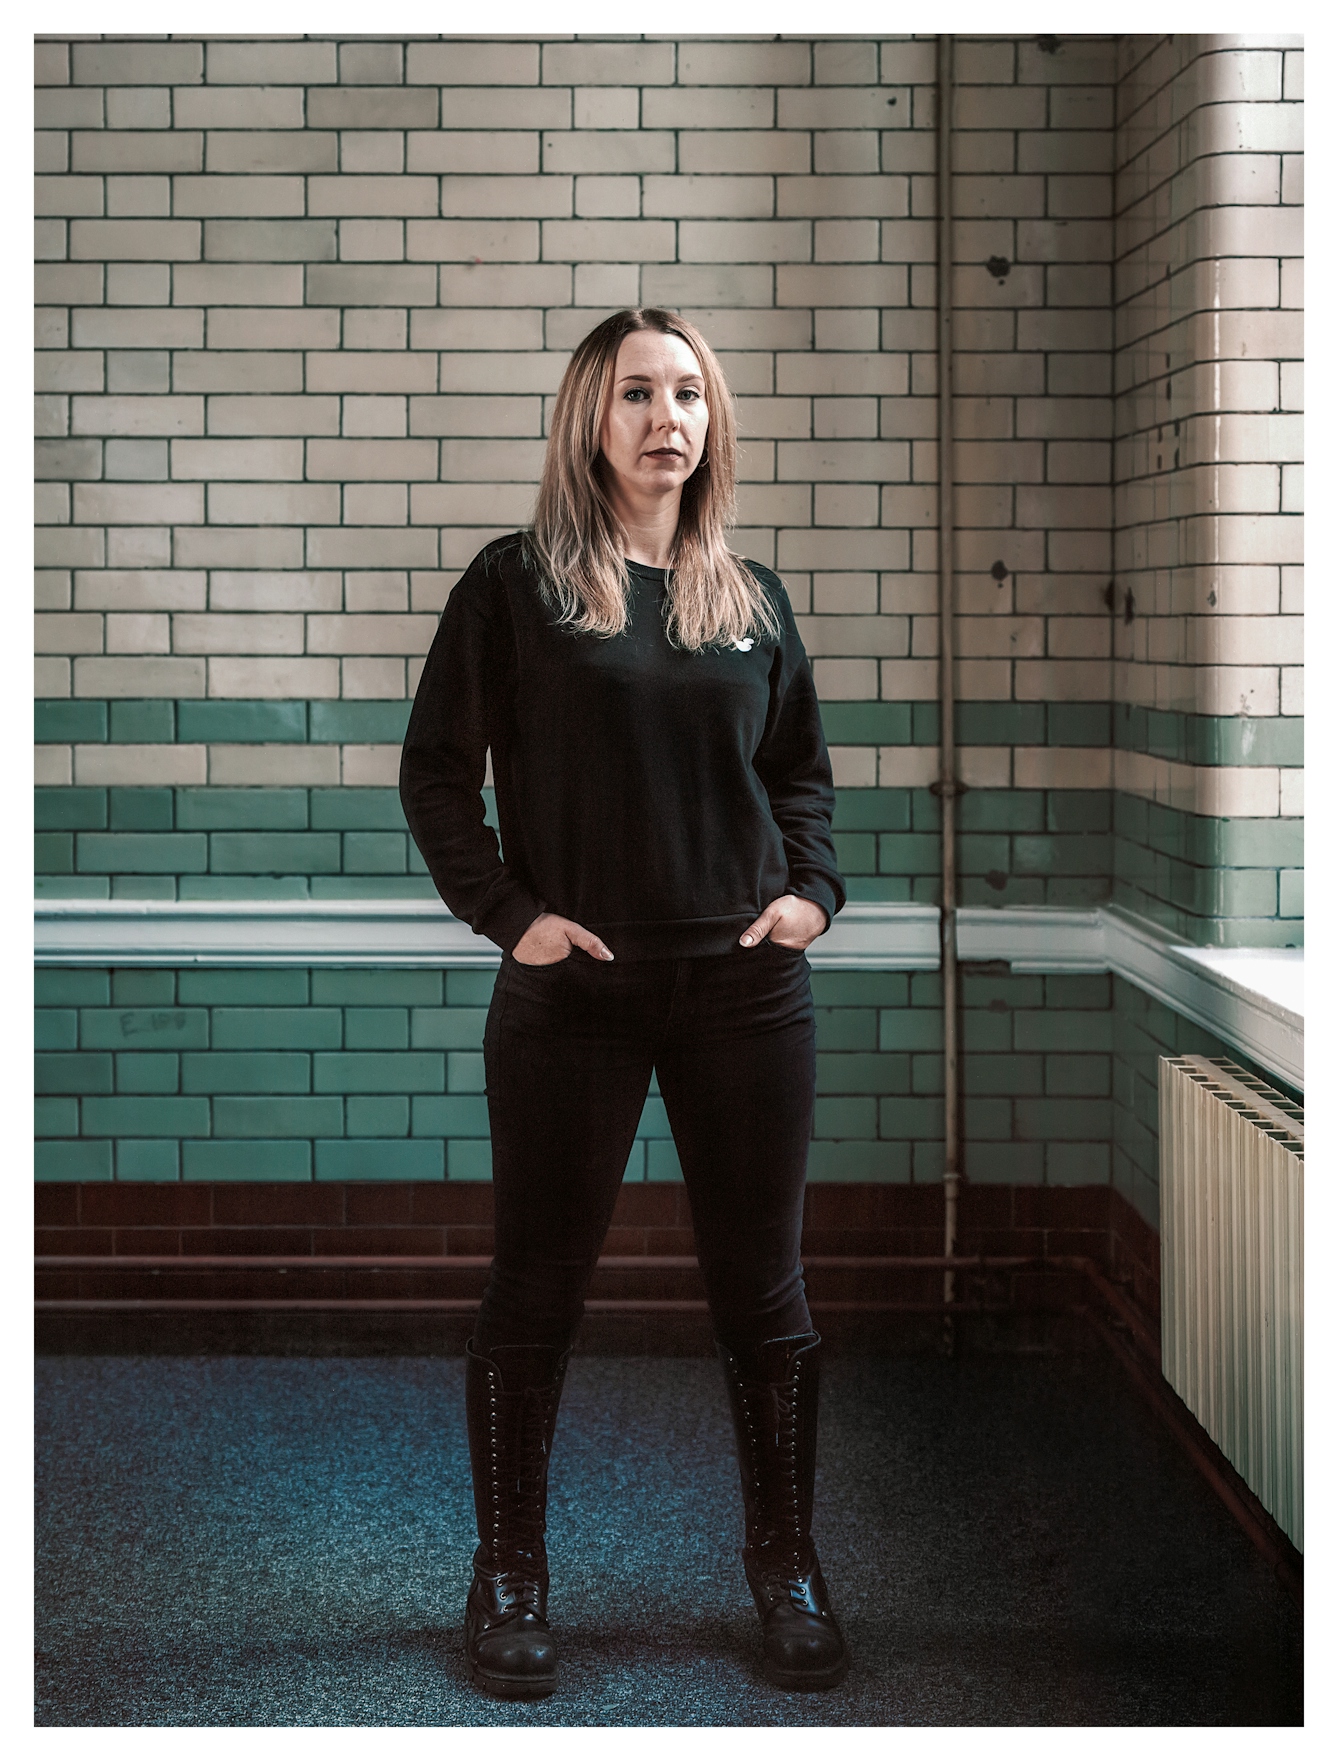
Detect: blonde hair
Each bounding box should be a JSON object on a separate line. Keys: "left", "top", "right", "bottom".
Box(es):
{"left": 526, "top": 308, "right": 780, "bottom": 651}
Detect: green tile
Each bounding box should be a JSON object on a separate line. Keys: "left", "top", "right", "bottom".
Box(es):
{"left": 36, "top": 699, "right": 107, "bottom": 743}
{"left": 178, "top": 877, "right": 312, "bottom": 900}
{"left": 1014, "top": 1011, "right": 1112, "bottom": 1052}
{"left": 878, "top": 1010, "right": 943, "bottom": 1051}
{"left": 212, "top": 1095, "right": 344, "bottom": 1137}
{"left": 634, "top": 1096, "right": 672, "bottom": 1137}
{"left": 37, "top": 876, "right": 111, "bottom": 898}
{"left": 82, "top": 1096, "right": 211, "bottom": 1137}
{"left": 312, "top": 970, "right": 443, "bottom": 1006}
{"left": 181, "top": 1051, "right": 310, "bottom": 1093}
{"left": 413, "top": 1091, "right": 492, "bottom": 1134}
{"left": 646, "top": 1140, "right": 683, "bottom": 1182}
{"left": 407, "top": 845, "right": 430, "bottom": 876}
{"left": 816, "top": 1052, "right": 910, "bottom": 1094}
{"left": 960, "top": 791, "right": 1043, "bottom": 833}
{"left": 36, "top": 833, "right": 73, "bottom": 874}
{"left": 316, "top": 1139, "right": 444, "bottom": 1180}
{"left": 344, "top": 831, "right": 407, "bottom": 874}
{"left": 961, "top": 972, "right": 1042, "bottom": 1009}
{"left": 962, "top": 1142, "right": 1044, "bottom": 1184}
{"left": 112, "top": 970, "right": 177, "bottom": 1006}
{"left": 447, "top": 1052, "right": 486, "bottom": 1092}
{"left": 36, "top": 1052, "right": 113, "bottom": 1095}
{"left": 346, "top": 1008, "right": 409, "bottom": 1050}
{"left": 115, "top": 1052, "right": 180, "bottom": 1093}
{"left": 911, "top": 701, "right": 940, "bottom": 744}
{"left": 1045, "top": 1053, "right": 1111, "bottom": 1096}
{"left": 112, "top": 877, "right": 178, "bottom": 901}
{"left": 445, "top": 970, "right": 494, "bottom": 1006}
{"left": 910, "top": 790, "right": 942, "bottom": 832}
{"left": 176, "top": 789, "right": 309, "bottom": 831}
{"left": 810, "top": 972, "right": 908, "bottom": 1007}
{"left": 960, "top": 1054, "right": 1044, "bottom": 1095}
{"left": 819, "top": 701, "right": 912, "bottom": 745}
{"left": 877, "top": 1096, "right": 941, "bottom": 1138}
{"left": 410, "top": 1007, "right": 489, "bottom": 1042}
{"left": 183, "top": 1139, "right": 312, "bottom": 1181}
{"left": 1279, "top": 869, "right": 1303, "bottom": 917}
{"left": 116, "top": 1139, "right": 180, "bottom": 1181}
{"left": 957, "top": 701, "right": 1045, "bottom": 745}
{"left": 36, "top": 788, "right": 107, "bottom": 831}
{"left": 36, "top": 1009, "right": 79, "bottom": 1051}
{"left": 1047, "top": 702, "right": 1110, "bottom": 746}
{"left": 310, "top": 788, "right": 409, "bottom": 831}
{"left": 109, "top": 699, "right": 175, "bottom": 743}
{"left": 1014, "top": 1097, "right": 1112, "bottom": 1139}
{"left": 963, "top": 1096, "right": 1013, "bottom": 1138}
{"left": 209, "top": 832, "right": 341, "bottom": 874}
{"left": 807, "top": 1140, "right": 910, "bottom": 1182}
{"left": 36, "top": 1097, "right": 80, "bottom": 1137}
{"left": 1046, "top": 792, "right": 1110, "bottom": 833}
{"left": 35, "top": 1139, "right": 112, "bottom": 1181}
{"left": 178, "top": 969, "right": 310, "bottom": 1006}
{"left": 844, "top": 876, "right": 913, "bottom": 901}
{"left": 960, "top": 876, "right": 1045, "bottom": 907}
{"left": 108, "top": 788, "right": 174, "bottom": 831}
{"left": 448, "top": 1139, "right": 494, "bottom": 1180}
{"left": 877, "top": 832, "right": 939, "bottom": 875}
{"left": 812, "top": 1096, "right": 877, "bottom": 1138}
{"left": 176, "top": 700, "right": 307, "bottom": 743}
{"left": 77, "top": 832, "right": 207, "bottom": 873}
{"left": 909, "top": 973, "right": 942, "bottom": 1006}
{"left": 1047, "top": 1141, "right": 1111, "bottom": 1184}
{"left": 814, "top": 1008, "right": 877, "bottom": 1051}
{"left": 833, "top": 788, "right": 910, "bottom": 832}
{"left": 36, "top": 969, "right": 109, "bottom": 1006}
{"left": 832, "top": 831, "right": 877, "bottom": 874}
{"left": 314, "top": 1051, "right": 444, "bottom": 1094}
{"left": 81, "top": 1007, "right": 207, "bottom": 1050}
{"left": 622, "top": 1142, "right": 646, "bottom": 1182}
{"left": 309, "top": 700, "right": 412, "bottom": 743}
{"left": 958, "top": 834, "right": 1012, "bottom": 874}
{"left": 347, "top": 1095, "right": 410, "bottom": 1136}
{"left": 310, "top": 876, "right": 440, "bottom": 899}
{"left": 1044, "top": 974, "right": 1110, "bottom": 1009}
{"left": 212, "top": 1008, "right": 342, "bottom": 1049}
{"left": 961, "top": 1010, "right": 1011, "bottom": 1051}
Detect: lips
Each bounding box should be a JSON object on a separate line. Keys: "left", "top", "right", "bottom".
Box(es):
{"left": 646, "top": 448, "right": 684, "bottom": 460}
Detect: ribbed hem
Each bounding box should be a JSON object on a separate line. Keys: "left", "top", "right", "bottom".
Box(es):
{"left": 585, "top": 913, "right": 757, "bottom": 962}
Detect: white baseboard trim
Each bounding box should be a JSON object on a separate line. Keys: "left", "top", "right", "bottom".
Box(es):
{"left": 34, "top": 897, "right": 1302, "bottom": 1090}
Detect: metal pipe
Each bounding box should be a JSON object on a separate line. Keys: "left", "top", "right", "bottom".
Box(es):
{"left": 936, "top": 32, "right": 961, "bottom": 1343}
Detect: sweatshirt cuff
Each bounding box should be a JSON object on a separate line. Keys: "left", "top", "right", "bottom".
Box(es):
{"left": 476, "top": 887, "right": 547, "bottom": 958}
{"left": 789, "top": 879, "right": 838, "bottom": 934}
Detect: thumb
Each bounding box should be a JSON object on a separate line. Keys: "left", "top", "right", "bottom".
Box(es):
{"left": 739, "top": 903, "right": 782, "bottom": 948}
{"left": 566, "top": 921, "right": 615, "bottom": 962}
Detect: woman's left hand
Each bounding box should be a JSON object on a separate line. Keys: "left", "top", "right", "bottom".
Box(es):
{"left": 739, "top": 893, "right": 828, "bottom": 952}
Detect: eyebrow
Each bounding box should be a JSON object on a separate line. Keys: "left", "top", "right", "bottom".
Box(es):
{"left": 617, "top": 371, "right": 704, "bottom": 384}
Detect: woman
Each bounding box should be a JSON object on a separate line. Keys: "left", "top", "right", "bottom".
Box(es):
{"left": 400, "top": 308, "right": 848, "bottom": 1700}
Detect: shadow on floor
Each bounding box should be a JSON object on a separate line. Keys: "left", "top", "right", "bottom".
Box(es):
{"left": 34, "top": 1348, "right": 1302, "bottom": 1726}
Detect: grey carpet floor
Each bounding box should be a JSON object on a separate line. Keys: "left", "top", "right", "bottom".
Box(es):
{"left": 35, "top": 1349, "right": 1301, "bottom": 1726}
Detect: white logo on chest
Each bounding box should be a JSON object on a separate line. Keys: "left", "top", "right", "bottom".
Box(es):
{"left": 732, "top": 637, "right": 755, "bottom": 652}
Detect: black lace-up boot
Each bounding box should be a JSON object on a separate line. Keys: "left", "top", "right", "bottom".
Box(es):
{"left": 718, "top": 1330, "right": 849, "bottom": 1690}
{"left": 463, "top": 1338, "right": 570, "bottom": 1699}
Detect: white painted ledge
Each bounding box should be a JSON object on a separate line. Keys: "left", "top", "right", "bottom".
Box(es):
{"left": 34, "top": 897, "right": 1302, "bottom": 1090}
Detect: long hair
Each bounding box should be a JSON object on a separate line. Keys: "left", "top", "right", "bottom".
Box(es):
{"left": 526, "top": 308, "right": 780, "bottom": 651}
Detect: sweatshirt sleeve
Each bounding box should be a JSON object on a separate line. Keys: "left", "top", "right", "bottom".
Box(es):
{"left": 399, "top": 547, "right": 546, "bottom": 955}
{"left": 752, "top": 588, "right": 847, "bottom": 932}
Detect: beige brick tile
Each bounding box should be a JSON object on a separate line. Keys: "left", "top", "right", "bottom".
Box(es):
{"left": 35, "top": 570, "right": 73, "bottom": 612}
{"left": 641, "top": 85, "right": 775, "bottom": 129}
{"left": 409, "top": 310, "right": 541, "bottom": 356}
{"left": 812, "top": 657, "right": 878, "bottom": 698}
{"left": 811, "top": 131, "right": 879, "bottom": 176}
{"left": 36, "top": 263, "right": 104, "bottom": 305}
{"left": 105, "top": 175, "right": 174, "bottom": 219}
{"left": 174, "top": 528, "right": 304, "bottom": 570}
{"left": 35, "top": 745, "right": 72, "bottom": 785}
{"left": 208, "top": 742, "right": 341, "bottom": 784}
{"left": 408, "top": 220, "right": 540, "bottom": 261}
{"left": 36, "top": 131, "right": 71, "bottom": 175}
{"left": 409, "top": 573, "right": 454, "bottom": 614}
{"left": 642, "top": 263, "right": 775, "bottom": 308}
{"left": 207, "top": 654, "right": 341, "bottom": 700}
{"left": 776, "top": 352, "right": 908, "bottom": 398}
{"left": 74, "top": 570, "right": 207, "bottom": 611}
{"left": 1046, "top": 617, "right": 1111, "bottom": 659}
{"left": 407, "top": 41, "right": 538, "bottom": 84}
{"left": 1014, "top": 746, "right": 1113, "bottom": 789}
{"left": 309, "top": 354, "right": 438, "bottom": 394}
{"left": 338, "top": 135, "right": 407, "bottom": 177}
{"left": 409, "top": 392, "right": 542, "bottom": 437}
{"left": 433, "top": 174, "right": 572, "bottom": 218}
{"left": 343, "top": 657, "right": 406, "bottom": 697}
{"left": 174, "top": 263, "right": 303, "bottom": 306}
{"left": 36, "top": 88, "right": 102, "bottom": 127}
{"left": 175, "top": 86, "right": 305, "bottom": 130}
{"left": 815, "top": 399, "right": 878, "bottom": 440}
{"left": 206, "top": 308, "right": 340, "bottom": 350}
{"left": 573, "top": 176, "right": 640, "bottom": 217}
{"left": 71, "top": 132, "right": 202, "bottom": 174}
{"left": 302, "top": 438, "right": 436, "bottom": 481}
{"left": 956, "top": 747, "right": 1011, "bottom": 789}
{"left": 735, "top": 483, "right": 811, "bottom": 526}
{"left": 34, "top": 40, "right": 69, "bottom": 86}
{"left": 796, "top": 613, "right": 909, "bottom": 657}
{"left": 338, "top": 397, "right": 406, "bottom": 439}
{"left": 74, "top": 655, "right": 205, "bottom": 697}
{"left": 35, "top": 657, "right": 71, "bottom": 696}
{"left": 181, "top": 187, "right": 315, "bottom": 229}
{"left": 733, "top": 397, "right": 810, "bottom": 441}
{"left": 542, "top": 41, "right": 675, "bottom": 86}
{"left": 1013, "top": 659, "right": 1111, "bottom": 701}
{"left": 339, "top": 40, "right": 403, "bottom": 84}
{"left": 305, "top": 612, "right": 437, "bottom": 655}
{"left": 812, "top": 309, "right": 878, "bottom": 352}
{"left": 207, "top": 483, "right": 341, "bottom": 525}
{"left": 206, "top": 395, "right": 340, "bottom": 436}
{"left": 778, "top": 529, "right": 908, "bottom": 572}
{"left": 106, "top": 528, "right": 169, "bottom": 568}
{"left": 441, "top": 88, "right": 570, "bottom": 131}
{"left": 679, "top": 219, "right": 810, "bottom": 263}
{"left": 205, "top": 41, "right": 337, "bottom": 85}
{"left": 307, "top": 528, "right": 439, "bottom": 569}
{"left": 568, "top": 88, "right": 637, "bottom": 130}
{"left": 778, "top": 265, "right": 916, "bottom": 307}
{"left": 104, "top": 611, "right": 169, "bottom": 653}
{"left": 73, "top": 482, "right": 203, "bottom": 525}
{"left": 407, "top": 130, "right": 540, "bottom": 175}
{"left": 539, "top": 218, "right": 673, "bottom": 261}
{"left": 877, "top": 745, "right": 937, "bottom": 787}
{"left": 813, "top": 574, "right": 878, "bottom": 615}
{"left": 780, "top": 440, "right": 910, "bottom": 482}
{"left": 73, "top": 42, "right": 203, "bottom": 86}
{"left": 641, "top": 175, "right": 772, "bottom": 218}
{"left": 75, "top": 742, "right": 207, "bottom": 785}
{"left": 34, "top": 396, "right": 70, "bottom": 441}
{"left": 304, "top": 263, "right": 437, "bottom": 306}
{"left": 343, "top": 483, "right": 407, "bottom": 525}
{"left": 677, "top": 40, "right": 810, "bottom": 84}
{"left": 438, "top": 263, "right": 572, "bottom": 305}
{"left": 170, "top": 436, "right": 304, "bottom": 481}
{"left": 35, "top": 611, "right": 102, "bottom": 654}
{"left": 435, "top": 438, "right": 546, "bottom": 481}
{"left": 171, "top": 352, "right": 299, "bottom": 395}
{"left": 170, "top": 612, "right": 302, "bottom": 654}
{"left": 71, "top": 396, "right": 202, "bottom": 436}
{"left": 437, "top": 352, "right": 567, "bottom": 394}
{"left": 68, "top": 217, "right": 199, "bottom": 261}
{"left": 815, "top": 484, "right": 880, "bottom": 527}
{"left": 678, "top": 132, "right": 810, "bottom": 175}
{"left": 35, "top": 175, "right": 103, "bottom": 217}
{"left": 35, "top": 217, "right": 66, "bottom": 263}
{"left": 206, "top": 131, "right": 339, "bottom": 174}
{"left": 828, "top": 745, "right": 877, "bottom": 787}
{"left": 814, "top": 220, "right": 881, "bottom": 262}
{"left": 411, "top": 483, "right": 537, "bottom": 526}
{"left": 782, "top": 87, "right": 911, "bottom": 131}
{"left": 305, "top": 174, "right": 437, "bottom": 217}
{"left": 342, "top": 743, "right": 404, "bottom": 786}
{"left": 208, "top": 571, "right": 341, "bottom": 613}
{"left": 344, "top": 572, "right": 408, "bottom": 613}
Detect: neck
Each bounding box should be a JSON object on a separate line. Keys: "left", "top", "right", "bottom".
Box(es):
{"left": 605, "top": 482, "right": 682, "bottom": 570}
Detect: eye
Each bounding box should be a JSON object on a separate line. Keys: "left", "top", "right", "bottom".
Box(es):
{"left": 677, "top": 387, "right": 702, "bottom": 402}
{"left": 623, "top": 387, "right": 649, "bottom": 401}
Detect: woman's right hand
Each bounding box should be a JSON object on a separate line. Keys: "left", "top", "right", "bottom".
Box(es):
{"left": 512, "top": 912, "right": 615, "bottom": 965}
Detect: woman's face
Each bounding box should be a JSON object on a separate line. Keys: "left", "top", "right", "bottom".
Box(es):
{"left": 598, "top": 329, "right": 710, "bottom": 506}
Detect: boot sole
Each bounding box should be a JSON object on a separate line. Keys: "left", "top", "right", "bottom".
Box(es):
{"left": 468, "top": 1656, "right": 558, "bottom": 1700}
{"left": 763, "top": 1653, "right": 849, "bottom": 1692}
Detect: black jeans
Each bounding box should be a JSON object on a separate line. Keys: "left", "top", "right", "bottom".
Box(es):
{"left": 475, "top": 940, "right": 818, "bottom": 1357}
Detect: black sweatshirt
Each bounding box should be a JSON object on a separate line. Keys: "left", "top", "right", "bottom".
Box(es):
{"left": 399, "top": 532, "right": 845, "bottom": 961}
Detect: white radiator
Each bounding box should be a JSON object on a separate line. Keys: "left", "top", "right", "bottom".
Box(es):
{"left": 1159, "top": 1056, "right": 1304, "bottom": 1549}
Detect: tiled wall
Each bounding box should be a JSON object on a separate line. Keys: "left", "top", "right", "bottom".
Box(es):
{"left": 1111, "top": 35, "right": 1303, "bottom": 946}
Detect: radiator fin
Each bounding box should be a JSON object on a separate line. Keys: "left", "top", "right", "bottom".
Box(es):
{"left": 1160, "top": 1056, "right": 1303, "bottom": 1550}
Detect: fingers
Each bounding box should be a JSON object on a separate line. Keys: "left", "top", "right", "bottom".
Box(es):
{"left": 739, "top": 902, "right": 783, "bottom": 948}
{"left": 566, "top": 921, "right": 615, "bottom": 961}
